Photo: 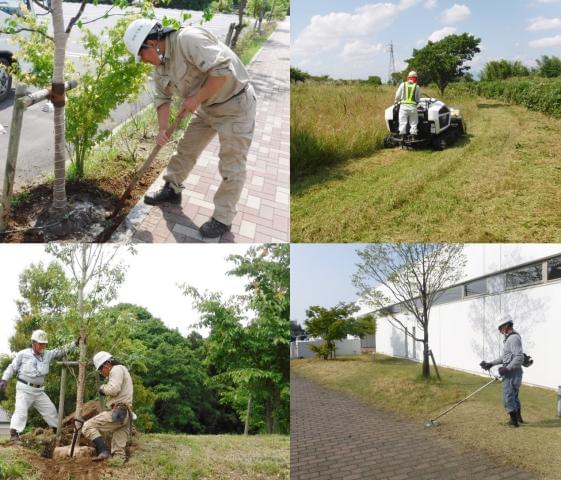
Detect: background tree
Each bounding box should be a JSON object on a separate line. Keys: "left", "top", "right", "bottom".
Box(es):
{"left": 231, "top": 0, "right": 247, "bottom": 47}
{"left": 480, "top": 59, "right": 530, "bottom": 81}
{"left": 406, "top": 33, "right": 481, "bottom": 95}
{"left": 536, "top": 55, "right": 561, "bottom": 78}
{"left": 290, "top": 320, "right": 306, "bottom": 340}
{"left": 353, "top": 244, "right": 466, "bottom": 378}
{"left": 304, "top": 303, "right": 376, "bottom": 360}
{"left": 365, "top": 75, "right": 382, "bottom": 85}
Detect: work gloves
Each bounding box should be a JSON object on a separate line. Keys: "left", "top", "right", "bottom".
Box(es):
{"left": 498, "top": 366, "right": 510, "bottom": 377}
{"left": 0, "top": 380, "right": 7, "bottom": 390}
{"left": 98, "top": 387, "right": 106, "bottom": 397}
{"left": 479, "top": 361, "right": 492, "bottom": 371}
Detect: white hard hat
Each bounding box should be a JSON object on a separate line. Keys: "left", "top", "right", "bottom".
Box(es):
{"left": 31, "top": 330, "right": 48, "bottom": 344}
{"left": 497, "top": 314, "right": 513, "bottom": 331}
{"left": 93, "top": 351, "right": 113, "bottom": 370}
{"left": 408, "top": 71, "right": 418, "bottom": 78}
{"left": 123, "top": 18, "right": 159, "bottom": 62}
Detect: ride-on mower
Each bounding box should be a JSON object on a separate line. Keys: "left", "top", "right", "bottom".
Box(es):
{"left": 384, "top": 97, "right": 466, "bottom": 150}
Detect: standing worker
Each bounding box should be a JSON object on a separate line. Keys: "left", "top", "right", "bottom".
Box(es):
{"left": 83, "top": 352, "right": 134, "bottom": 465}
{"left": 123, "top": 19, "right": 257, "bottom": 238}
{"left": 480, "top": 315, "right": 524, "bottom": 428}
{"left": 0, "top": 330, "right": 78, "bottom": 443}
{"left": 394, "top": 71, "right": 421, "bottom": 138}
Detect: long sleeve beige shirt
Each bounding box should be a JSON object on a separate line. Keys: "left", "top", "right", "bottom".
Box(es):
{"left": 100, "top": 364, "right": 134, "bottom": 408}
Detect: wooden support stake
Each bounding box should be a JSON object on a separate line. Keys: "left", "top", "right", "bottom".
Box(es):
{"left": 429, "top": 349, "right": 442, "bottom": 381}
{"left": 56, "top": 366, "right": 67, "bottom": 444}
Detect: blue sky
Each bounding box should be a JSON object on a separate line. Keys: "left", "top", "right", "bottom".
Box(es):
{"left": 290, "top": 244, "right": 366, "bottom": 326}
{"left": 291, "top": 0, "right": 561, "bottom": 80}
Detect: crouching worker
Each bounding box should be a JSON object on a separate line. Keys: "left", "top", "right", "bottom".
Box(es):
{"left": 0, "top": 330, "right": 78, "bottom": 443}
{"left": 83, "top": 352, "right": 134, "bottom": 464}
{"left": 480, "top": 315, "right": 524, "bottom": 428}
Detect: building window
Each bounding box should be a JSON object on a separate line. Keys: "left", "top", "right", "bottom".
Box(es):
{"left": 464, "top": 278, "right": 487, "bottom": 297}
{"left": 433, "top": 286, "right": 463, "bottom": 305}
{"left": 505, "top": 263, "right": 543, "bottom": 290}
{"left": 547, "top": 256, "right": 561, "bottom": 281}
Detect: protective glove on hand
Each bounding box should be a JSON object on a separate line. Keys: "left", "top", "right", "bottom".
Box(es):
{"left": 0, "top": 380, "right": 7, "bottom": 390}
{"left": 498, "top": 366, "right": 510, "bottom": 377}
{"left": 479, "top": 361, "right": 492, "bottom": 371}
{"left": 98, "top": 387, "right": 106, "bottom": 396}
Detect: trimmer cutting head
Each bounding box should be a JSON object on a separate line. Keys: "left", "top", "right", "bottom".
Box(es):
{"left": 424, "top": 419, "right": 439, "bottom": 428}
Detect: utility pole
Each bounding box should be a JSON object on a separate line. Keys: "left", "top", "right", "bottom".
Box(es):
{"left": 387, "top": 41, "right": 397, "bottom": 84}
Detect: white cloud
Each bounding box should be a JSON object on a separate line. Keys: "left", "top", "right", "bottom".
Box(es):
{"left": 527, "top": 16, "right": 561, "bottom": 31}
{"left": 529, "top": 34, "right": 561, "bottom": 47}
{"left": 536, "top": 0, "right": 561, "bottom": 3}
{"left": 341, "top": 40, "right": 385, "bottom": 62}
{"left": 440, "top": 4, "right": 471, "bottom": 24}
{"left": 428, "top": 26, "right": 457, "bottom": 42}
{"left": 424, "top": 0, "right": 437, "bottom": 8}
{"left": 292, "top": 2, "right": 418, "bottom": 64}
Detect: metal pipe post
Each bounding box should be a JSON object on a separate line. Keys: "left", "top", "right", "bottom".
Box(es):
{"left": 56, "top": 366, "right": 67, "bottom": 444}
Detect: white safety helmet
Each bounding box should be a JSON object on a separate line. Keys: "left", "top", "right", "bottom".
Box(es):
{"left": 408, "top": 70, "right": 418, "bottom": 78}
{"left": 93, "top": 351, "right": 113, "bottom": 371}
{"left": 497, "top": 314, "right": 513, "bottom": 331}
{"left": 123, "top": 18, "right": 160, "bottom": 62}
{"left": 31, "top": 329, "right": 48, "bottom": 344}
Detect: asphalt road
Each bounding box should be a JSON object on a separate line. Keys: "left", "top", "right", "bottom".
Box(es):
{"left": 0, "top": 3, "right": 237, "bottom": 189}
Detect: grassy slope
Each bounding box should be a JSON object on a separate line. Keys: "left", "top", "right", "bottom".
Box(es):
{"left": 292, "top": 355, "right": 561, "bottom": 479}
{"left": 0, "top": 433, "right": 289, "bottom": 480}
{"left": 291, "top": 84, "right": 561, "bottom": 242}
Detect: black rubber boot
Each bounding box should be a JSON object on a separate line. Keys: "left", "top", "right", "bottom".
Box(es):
{"left": 92, "top": 437, "right": 111, "bottom": 461}
{"left": 516, "top": 408, "right": 524, "bottom": 424}
{"left": 144, "top": 183, "right": 181, "bottom": 205}
{"left": 199, "top": 217, "right": 231, "bottom": 238}
{"left": 508, "top": 411, "right": 519, "bottom": 428}
{"left": 10, "top": 429, "right": 21, "bottom": 444}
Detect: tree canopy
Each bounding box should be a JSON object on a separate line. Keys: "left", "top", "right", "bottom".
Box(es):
{"left": 406, "top": 33, "right": 481, "bottom": 95}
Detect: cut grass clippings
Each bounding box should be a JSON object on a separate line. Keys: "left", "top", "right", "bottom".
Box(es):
{"left": 291, "top": 84, "right": 561, "bottom": 243}
{"left": 0, "top": 433, "right": 289, "bottom": 480}
{"left": 292, "top": 355, "right": 561, "bottom": 479}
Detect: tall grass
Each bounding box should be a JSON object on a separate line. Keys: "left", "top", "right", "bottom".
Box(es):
{"left": 448, "top": 77, "right": 561, "bottom": 118}
{"left": 291, "top": 83, "right": 389, "bottom": 178}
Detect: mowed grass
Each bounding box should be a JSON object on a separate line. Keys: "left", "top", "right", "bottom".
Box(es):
{"left": 0, "top": 433, "right": 289, "bottom": 480}
{"left": 291, "top": 84, "right": 561, "bottom": 242}
{"left": 292, "top": 355, "right": 561, "bottom": 479}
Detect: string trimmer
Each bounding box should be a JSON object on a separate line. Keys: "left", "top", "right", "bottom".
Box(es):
{"left": 107, "top": 112, "right": 191, "bottom": 219}
{"left": 424, "top": 368, "right": 502, "bottom": 428}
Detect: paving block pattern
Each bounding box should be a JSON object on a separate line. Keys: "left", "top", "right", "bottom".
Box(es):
{"left": 291, "top": 373, "right": 535, "bottom": 480}
{"left": 111, "top": 19, "right": 290, "bottom": 244}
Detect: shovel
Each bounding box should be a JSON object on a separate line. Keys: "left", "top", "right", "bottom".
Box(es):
{"left": 107, "top": 112, "right": 191, "bottom": 219}
{"left": 69, "top": 417, "right": 84, "bottom": 457}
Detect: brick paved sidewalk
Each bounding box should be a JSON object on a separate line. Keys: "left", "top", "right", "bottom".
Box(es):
{"left": 291, "top": 373, "right": 534, "bottom": 480}
{"left": 111, "top": 19, "right": 290, "bottom": 243}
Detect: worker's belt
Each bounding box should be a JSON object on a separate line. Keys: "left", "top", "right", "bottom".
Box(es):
{"left": 17, "top": 378, "right": 43, "bottom": 388}
{"left": 209, "top": 84, "right": 249, "bottom": 107}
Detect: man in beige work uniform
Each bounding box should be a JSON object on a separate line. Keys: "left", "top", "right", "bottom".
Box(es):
{"left": 124, "top": 19, "right": 257, "bottom": 238}
{"left": 83, "top": 352, "right": 133, "bottom": 464}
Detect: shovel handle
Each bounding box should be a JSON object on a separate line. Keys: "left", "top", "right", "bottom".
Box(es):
{"left": 111, "top": 112, "right": 191, "bottom": 216}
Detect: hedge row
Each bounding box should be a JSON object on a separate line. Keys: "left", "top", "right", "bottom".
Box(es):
{"left": 448, "top": 78, "right": 561, "bottom": 118}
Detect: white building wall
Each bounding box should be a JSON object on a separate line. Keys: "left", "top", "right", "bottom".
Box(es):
{"left": 374, "top": 245, "right": 561, "bottom": 390}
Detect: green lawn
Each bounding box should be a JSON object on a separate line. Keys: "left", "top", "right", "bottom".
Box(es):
{"left": 291, "top": 84, "right": 561, "bottom": 242}
{"left": 292, "top": 355, "right": 561, "bottom": 479}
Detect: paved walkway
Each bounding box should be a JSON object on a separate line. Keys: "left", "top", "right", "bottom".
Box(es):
{"left": 111, "top": 19, "right": 290, "bottom": 243}
{"left": 291, "top": 373, "right": 534, "bottom": 480}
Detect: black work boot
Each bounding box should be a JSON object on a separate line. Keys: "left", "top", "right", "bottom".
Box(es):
{"left": 516, "top": 408, "right": 524, "bottom": 424}
{"left": 92, "top": 437, "right": 111, "bottom": 461}
{"left": 144, "top": 183, "right": 181, "bottom": 205}
{"left": 9, "top": 429, "right": 21, "bottom": 444}
{"left": 199, "top": 217, "right": 231, "bottom": 238}
{"left": 508, "top": 411, "right": 519, "bottom": 428}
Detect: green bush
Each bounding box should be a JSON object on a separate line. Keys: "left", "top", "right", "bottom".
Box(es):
{"left": 448, "top": 77, "right": 561, "bottom": 118}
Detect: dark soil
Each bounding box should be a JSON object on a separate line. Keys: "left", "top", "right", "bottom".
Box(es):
{"left": 21, "top": 449, "right": 109, "bottom": 480}
{"left": 1, "top": 155, "right": 167, "bottom": 243}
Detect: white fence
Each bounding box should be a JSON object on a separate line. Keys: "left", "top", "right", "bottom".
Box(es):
{"left": 290, "top": 338, "right": 362, "bottom": 359}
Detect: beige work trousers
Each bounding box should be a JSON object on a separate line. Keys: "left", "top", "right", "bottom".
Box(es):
{"left": 82, "top": 410, "right": 129, "bottom": 459}
{"left": 164, "top": 84, "right": 257, "bottom": 225}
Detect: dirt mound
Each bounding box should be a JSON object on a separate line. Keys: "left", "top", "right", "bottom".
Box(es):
{"left": 22, "top": 450, "right": 108, "bottom": 480}
{"left": 63, "top": 400, "right": 102, "bottom": 427}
